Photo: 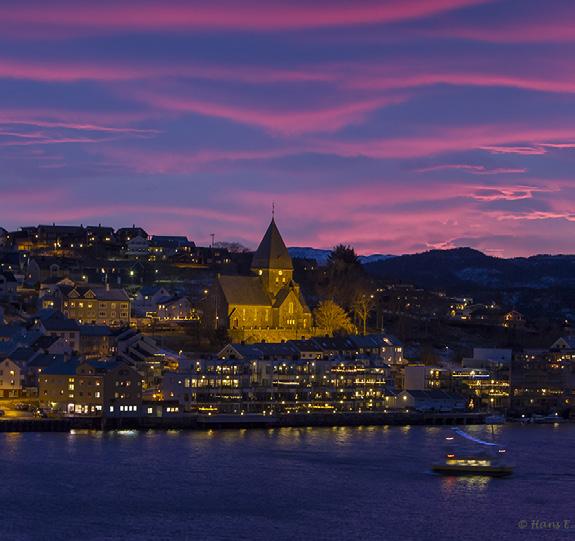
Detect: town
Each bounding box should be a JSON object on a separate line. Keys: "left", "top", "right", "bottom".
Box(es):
{"left": 0, "top": 219, "right": 573, "bottom": 430}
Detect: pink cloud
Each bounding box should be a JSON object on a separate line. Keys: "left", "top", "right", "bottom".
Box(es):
{"left": 469, "top": 185, "right": 556, "bottom": 202}
{"left": 415, "top": 164, "right": 527, "bottom": 175}
{"left": 428, "top": 8, "right": 575, "bottom": 44}
{"left": 133, "top": 91, "right": 406, "bottom": 135}
{"left": 0, "top": 1, "right": 492, "bottom": 35}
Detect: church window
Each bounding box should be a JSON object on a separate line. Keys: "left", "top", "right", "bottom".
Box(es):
{"left": 289, "top": 302, "right": 294, "bottom": 314}
{"left": 278, "top": 270, "right": 283, "bottom": 276}
{"left": 265, "top": 309, "right": 269, "bottom": 322}
{"left": 242, "top": 308, "right": 246, "bottom": 320}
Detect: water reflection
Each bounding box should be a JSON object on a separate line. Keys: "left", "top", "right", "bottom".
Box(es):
{"left": 441, "top": 475, "right": 492, "bottom": 494}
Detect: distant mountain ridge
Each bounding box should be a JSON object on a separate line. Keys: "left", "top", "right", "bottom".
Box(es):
{"left": 288, "top": 247, "right": 395, "bottom": 266}
{"left": 363, "top": 247, "right": 575, "bottom": 290}
{"left": 363, "top": 247, "right": 575, "bottom": 319}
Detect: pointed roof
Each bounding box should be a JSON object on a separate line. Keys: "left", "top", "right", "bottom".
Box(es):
{"left": 251, "top": 219, "right": 293, "bottom": 271}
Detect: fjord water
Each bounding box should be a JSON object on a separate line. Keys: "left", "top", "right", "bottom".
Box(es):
{"left": 0, "top": 425, "right": 572, "bottom": 541}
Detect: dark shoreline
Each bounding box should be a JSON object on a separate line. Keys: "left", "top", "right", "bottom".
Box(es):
{"left": 0, "top": 411, "right": 490, "bottom": 432}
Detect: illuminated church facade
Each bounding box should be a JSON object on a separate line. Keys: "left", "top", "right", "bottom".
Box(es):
{"left": 210, "top": 218, "right": 312, "bottom": 343}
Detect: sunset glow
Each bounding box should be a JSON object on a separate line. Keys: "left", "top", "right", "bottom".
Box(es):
{"left": 1, "top": 0, "right": 574, "bottom": 256}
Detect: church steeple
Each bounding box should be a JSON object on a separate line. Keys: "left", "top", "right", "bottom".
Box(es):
{"left": 251, "top": 218, "right": 293, "bottom": 271}
{"left": 251, "top": 218, "right": 293, "bottom": 298}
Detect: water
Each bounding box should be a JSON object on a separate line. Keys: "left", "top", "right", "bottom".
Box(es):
{"left": 0, "top": 424, "right": 573, "bottom": 541}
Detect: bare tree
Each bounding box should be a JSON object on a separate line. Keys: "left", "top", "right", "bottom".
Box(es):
{"left": 352, "top": 293, "right": 375, "bottom": 335}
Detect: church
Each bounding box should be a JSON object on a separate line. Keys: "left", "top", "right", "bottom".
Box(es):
{"left": 210, "top": 218, "right": 313, "bottom": 343}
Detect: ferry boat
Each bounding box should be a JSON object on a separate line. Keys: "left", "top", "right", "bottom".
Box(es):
{"left": 432, "top": 428, "right": 513, "bottom": 477}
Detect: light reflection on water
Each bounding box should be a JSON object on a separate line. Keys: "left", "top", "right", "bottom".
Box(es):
{"left": 0, "top": 424, "right": 571, "bottom": 541}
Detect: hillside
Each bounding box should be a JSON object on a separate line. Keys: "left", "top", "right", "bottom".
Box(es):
{"left": 364, "top": 247, "right": 575, "bottom": 319}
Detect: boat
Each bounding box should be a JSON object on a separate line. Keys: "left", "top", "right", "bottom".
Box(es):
{"left": 519, "top": 413, "right": 565, "bottom": 424}
{"left": 532, "top": 413, "right": 566, "bottom": 424}
{"left": 485, "top": 414, "right": 506, "bottom": 424}
{"left": 432, "top": 427, "right": 513, "bottom": 477}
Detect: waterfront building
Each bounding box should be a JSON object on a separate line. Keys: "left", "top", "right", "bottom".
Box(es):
{"left": 0, "top": 356, "right": 22, "bottom": 397}
{"left": 509, "top": 354, "right": 575, "bottom": 415}
{"left": 396, "top": 390, "right": 468, "bottom": 412}
{"left": 402, "top": 365, "right": 451, "bottom": 391}
{"left": 161, "top": 352, "right": 393, "bottom": 415}
{"left": 39, "top": 358, "right": 142, "bottom": 416}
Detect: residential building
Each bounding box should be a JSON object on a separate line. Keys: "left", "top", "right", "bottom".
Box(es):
{"left": 133, "top": 285, "right": 171, "bottom": 317}
{"left": 158, "top": 296, "right": 193, "bottom": 320}
{"left": 397, "top": 390, "right": 468, "bottom": 412}
{"left": 54, "top": 284, "right": 130, "bottom": 326}
{"left": 39, "top": 358, "right": 142, "bottom": 416}
{"left": 0, "top": 357, "right": 22, "bottom": 397}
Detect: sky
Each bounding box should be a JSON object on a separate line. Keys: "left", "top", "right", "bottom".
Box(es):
{"left": 1, "top": 0, "right": 575, "bottom": 257}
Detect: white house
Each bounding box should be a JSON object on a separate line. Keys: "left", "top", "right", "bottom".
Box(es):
{"left": 133, "top": 285, "right": 171, "bottom": 317}
{"left": 126, "top": 235, "right": 150, "bottom": 257}
{"left": 158, "top": 296, "right": 193, "bottom": 320}
{"left": 0, "top": 357, "right": 22, "bottom": 397}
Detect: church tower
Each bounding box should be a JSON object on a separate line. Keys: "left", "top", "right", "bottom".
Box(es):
{"left": 251, "top": 218, "right": 294, "bottom": 298}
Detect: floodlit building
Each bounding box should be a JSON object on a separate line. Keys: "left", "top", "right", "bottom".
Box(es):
{"left": 209, "top": 218, "right": 312, "bottom": 342}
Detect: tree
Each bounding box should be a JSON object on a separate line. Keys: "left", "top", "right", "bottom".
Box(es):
{"left": 314, "top": 300, "right": 355, "bottom": 336}
{"left": 213, "top": 241, "right": 250, "bottom": 253}
{"left": 322, "top": 245, "right": 366, "bottom": 309}
{"left": 352, "top": 293, "right": 375, "bottom": 335}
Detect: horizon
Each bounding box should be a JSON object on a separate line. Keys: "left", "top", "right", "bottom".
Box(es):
{"left": 4, "top": 219, "right": 574, "bottom": 260}
{"left": 1, "top": 1, "right": 575, "bottom": 257}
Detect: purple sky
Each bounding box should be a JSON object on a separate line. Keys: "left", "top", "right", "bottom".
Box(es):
{"left": 1, "top": 0, "right": 575, "bottom": 256}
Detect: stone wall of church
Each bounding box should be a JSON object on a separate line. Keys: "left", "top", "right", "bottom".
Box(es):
{"left": 229, "top": 327, "right": 317, "bottom": 344}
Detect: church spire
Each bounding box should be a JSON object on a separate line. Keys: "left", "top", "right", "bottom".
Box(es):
{"left": 251, "top": 217, "right": 293, "bottom": 271}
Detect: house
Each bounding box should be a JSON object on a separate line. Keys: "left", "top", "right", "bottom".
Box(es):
{"left": 158, "top": 296, "right": 193, "bottom": 320}
{"left": 503, "top": 310, "right": 526, "bottom": 328}
{"left": 26, "top": 256, "right": 81, "bottom": 285}
{"left": 209, "top": 218, "right": 312, "bottom": 342}
{"left": 38, "top": 316, "right": 81, "bottom": 352}
{"left": 126, "top": 235, "right": 150, "bottom": 257}
{"left": 402, "top": 365, "right": 450, "bottom": 390}
{"left": 143, "top": 399, "right": 182, "bottom": 418}
{"left": 39, "top": 358, "right": 142, "bottom": 416}
{"left": 133, "top": 285, "right": 171, "bottom": 317}
{"left": 397, "top": 390, "right": 468, "bottom": 412}
{"left": 54, "top": 284, "right": 131, "bottom": 326}
{"left": 79, "top": 325, "right": 114, "bottom": 358}
{"left": 116, "top": 226, "right": 148, "bottom": 245}
{"left": 550, "top": 336, "right": 575, "bottom": 354}
{"left": 463, "top": 348, "right": 513, "bottom": 369}
{"left": 150, "top": 235, "right": 195, "bottom": 257}
{"left": 0, "top": 357, "right": 23, "bottom": 397}
{"left": 0, "top": 271, "right": 17, "bottom": 299}
{"left": 26, "top": 353, "right": 66, "bottom": 388}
